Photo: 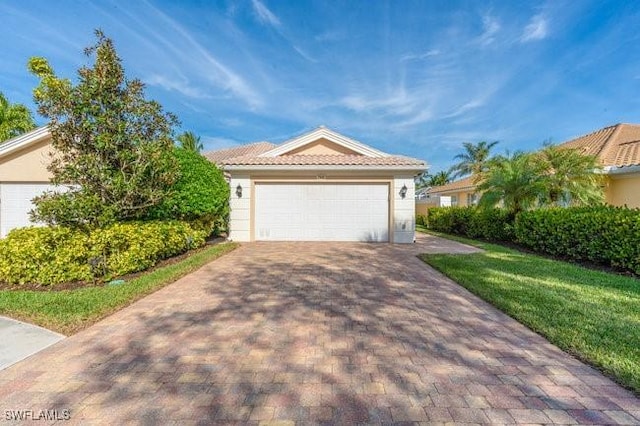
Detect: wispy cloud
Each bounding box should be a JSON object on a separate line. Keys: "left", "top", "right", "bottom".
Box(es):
{"left": 521, "top": 14, "right": 548, "bottom": 42}
{"left": 145, "top": 74, "right": 210, "bottom": 99}
{"left": 478, "top": 14, "right": 501, "bottom": 46}
{"left": 114, "top": 1, "right": 263, "bottom": 108}
{"left": 251, "top": 0, "right": 280, "bottom": 27}
{"left": 401, "top": 49, "right": 440, "bottom": 62}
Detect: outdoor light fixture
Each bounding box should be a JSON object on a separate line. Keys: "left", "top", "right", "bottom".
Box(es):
{"left": 236, "top": 184, "right": 243, "bottom": 198}
{"left": 399, "top": 184, "right": 408, "bottom": 199}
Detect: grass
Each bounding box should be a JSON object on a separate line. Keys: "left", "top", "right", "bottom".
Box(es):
{"left": 0, "top": 242, "right": 238, "bottom": 335}
{"left": 418, "top": 229, "right": 640, "bottom": 394}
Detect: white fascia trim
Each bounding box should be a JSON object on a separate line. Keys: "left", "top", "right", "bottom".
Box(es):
{"left": 224, "top": 164, "right": 426, "bottom": 172}
{"left": 260, "top": 127, "right": 388, "bottom": 158}
{"left": 603, "top": 165, "right": 640, "bottom": 175}
{"left": 0, "top": 126, "right": 50, "bottom": 158}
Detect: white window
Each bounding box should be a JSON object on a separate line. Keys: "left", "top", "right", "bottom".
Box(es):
{"left": 467, "top": 193, "right": 478, "bottom": 205}
{"left": 451, "top": 195, "right": 458, "bottom": 206}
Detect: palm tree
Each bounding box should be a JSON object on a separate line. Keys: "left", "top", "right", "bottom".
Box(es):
{"left": 449, "top": 140, "right": 499, "bottom": 180}
{"left": 0, "top": 92, "right": 36, "bottom": 141}
{"left": 177, "top": 131, "right": 203, "bottom": 152}
{"left": 428, "top": 170, "right": 452, "bottom": 187}
{"left": 478, "top": 151, "right": 545, "bottom": 214}
{"left": 536, "top": 143, "right": 604, "bottom": 206}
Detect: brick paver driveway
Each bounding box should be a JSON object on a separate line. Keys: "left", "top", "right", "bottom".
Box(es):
{"left": 1, "top": 234, "right": 639, "bottom": 425}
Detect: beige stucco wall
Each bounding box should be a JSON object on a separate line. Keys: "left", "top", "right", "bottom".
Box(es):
{"left": 0, "top": 139, "right": 53, "bottom": 182}
{"left": 606, "top": 175, "right": 640, "bottom": 208}
{"left": 285, "top": 138, "right": 361, "bottom": 156}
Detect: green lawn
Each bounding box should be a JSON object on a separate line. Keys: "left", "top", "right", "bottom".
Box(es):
{"left": 419, "top": 230, "right": 640, "bottom": 394}
{"left": 0, "top": 242, "right": 238, "bottom": 335}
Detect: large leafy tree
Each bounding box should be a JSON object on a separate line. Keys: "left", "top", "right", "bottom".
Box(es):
{"left": 177, "top": 131, "right": 203, "bottom": 153}
{"left": 450, "top": 140, "right": 499, "bottom": 179}
{"left": 478, "top": 152, "right": 546, "bottom": 214}
{"left": 536, "top": 143, "right": 604, "bottom": 206}
{"left": 28, "top": 30, "right": 178, "bottom": 227}
{"left": 0, "top": 92, "right": 36, "bottom": 141}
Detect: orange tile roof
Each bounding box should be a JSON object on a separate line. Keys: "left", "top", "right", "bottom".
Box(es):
{"left": 220, "top": 154, "right": 425, "bottom": 167}
{"left": 203, "top": 142, "right": 275, "bottom": 164}
{"left": 559, "top": 123, "right": 640, "bottom": 168}
{"left": 427, "top": 176, "right": 477, "bottom": 194}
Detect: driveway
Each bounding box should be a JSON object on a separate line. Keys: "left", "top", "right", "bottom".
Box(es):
{"left": 0, "top": 234, "right": 638, "bottom": 425}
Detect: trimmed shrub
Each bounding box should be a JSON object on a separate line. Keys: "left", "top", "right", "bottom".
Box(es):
{"left": 515, "top": 206, "right": 640, "bottom": 274}
{"left": 427, "top": 206, "right": 514, "bottom": 241}
{"left": 0, "top": 221, "right": 207, "bottom": 286}
{"left": 416, "top": 214, "right": 427, "bottom": 227}
{"left": 152, "top": 148, "right": 230, "bottom": 235}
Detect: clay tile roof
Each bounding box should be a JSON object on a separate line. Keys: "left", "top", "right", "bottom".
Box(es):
{"left": 559, "top": 123, "right": 640, "bottom": 168}
{"left": 219, "top": 154, "right": 425, "bottom": 167}
{"left": 427, "top": 176, "right": 477, "bottom": 194}
{"left": 203, "top": 142, "right": 276, "bottom": 164}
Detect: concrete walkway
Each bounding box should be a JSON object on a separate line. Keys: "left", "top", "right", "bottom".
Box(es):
{"left": 0, "top": 316, "right": 64, "bottom": 371}
{"left": 0, "top": 233, "right": 638, "bottom": 424}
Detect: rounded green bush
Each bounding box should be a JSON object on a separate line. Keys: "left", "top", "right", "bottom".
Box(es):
{"left": 152, "top": 148, "right": 230, "bottom": 235}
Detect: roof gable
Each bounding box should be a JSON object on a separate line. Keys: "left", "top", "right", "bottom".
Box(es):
{"left": 559, "top": 123, "right": 640, "bottom": 168}
{"left": 0, "top": 126, "right": 51, "bottom": 159}
{"left": 260, "top": 126, "right": 387, "bottom": 158}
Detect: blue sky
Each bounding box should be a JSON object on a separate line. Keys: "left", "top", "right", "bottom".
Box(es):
{"left": 2, "top": 1, "right": 640, "bottom": 173}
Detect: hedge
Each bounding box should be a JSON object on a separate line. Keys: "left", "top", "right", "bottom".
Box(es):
{"left": 427, "top": 206, "right": 515, "bottom": 241}
{"left": 515, "top": 206, "right": 640, "bottom": 274}
{"left": 0, "top": 221, "right": 207, "bottom": 286}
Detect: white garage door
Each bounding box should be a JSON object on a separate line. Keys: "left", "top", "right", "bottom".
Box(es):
{"left": 254, "top": 183, "right": 389, "bottom": 242}
{"left": 0, "top": 183, "right": 58, "bottom": 237}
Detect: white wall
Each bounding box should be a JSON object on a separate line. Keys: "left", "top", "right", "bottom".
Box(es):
{"left": 228, "top": 175, "right": 251, "bottom": 242}
{"left": 392, "top": 175, "right": 416, "bottom": 243}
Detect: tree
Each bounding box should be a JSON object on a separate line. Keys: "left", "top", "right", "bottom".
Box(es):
{"left": 177, "top": 131, "right": 203, "bottom": 152}
{"left": 450, "top": 140, "right": 499, "bottom": 179}
{"left": 478, "top": 152, "right": 546, "bottom": 214}
{"left": 428, "top": 170, "right": 452, "bottom": 187}
{"left": 535, "top": 143, "right": 604, "bottom": 206}
{"left": 28, "top": 30, "right": 178, "bottom": 227}
{"left": 0, "top": 92, "right": 36, "bottom": 141}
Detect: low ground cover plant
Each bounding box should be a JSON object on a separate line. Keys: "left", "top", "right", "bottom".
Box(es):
{"left": 0, "top": 221, "right": 207, "bottom": 286}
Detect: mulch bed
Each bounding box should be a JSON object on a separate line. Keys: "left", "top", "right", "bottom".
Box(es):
{"left": 0, "top": 237, "right": 228, "bottom": 292}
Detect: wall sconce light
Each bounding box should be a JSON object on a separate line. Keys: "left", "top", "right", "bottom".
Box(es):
{"left": 399, "top": 184, "right": 408, "bottom": 199}
{"left": 236, "top": 184, "right": 243, "bottom": 198}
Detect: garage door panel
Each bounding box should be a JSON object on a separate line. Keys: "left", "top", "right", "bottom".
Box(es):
{"left": 254, "top": 183, "right": 389, "bottom": 242}
{"left": 0, "top": 183, "right": 63, "bottom": 238}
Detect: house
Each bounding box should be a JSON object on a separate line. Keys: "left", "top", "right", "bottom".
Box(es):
{"left": 415, "top": 176, "right": 477, "bottom": 216}
{"left": 561, "top": 123, "right": 640, "bottom": 207}
{"left": 418, "top": 123, "right": 640, "bottom": 215}
{"left": 0, "top": 126, "right": 427, "bottom": 242}
{"left": 206, "top": 126, "right": 426, "bottom": 243}
{"left": 0, "top": 127, "right": 55, "bottom": 237}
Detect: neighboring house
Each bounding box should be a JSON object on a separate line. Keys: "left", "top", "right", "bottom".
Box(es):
{"left": 417, "top": 123, "right": 640, "bottom": 215}
{"left": 561, "top": 123, "right": 640, "bottom": 207}
{"left": 206, "top": 126, "right": 426, "bottom": 243}
{"left": 0, "top": 127, "right": 55, "bottom": 237}
{"left": 415, "top": 176, "right": 477, "bottom": 216}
